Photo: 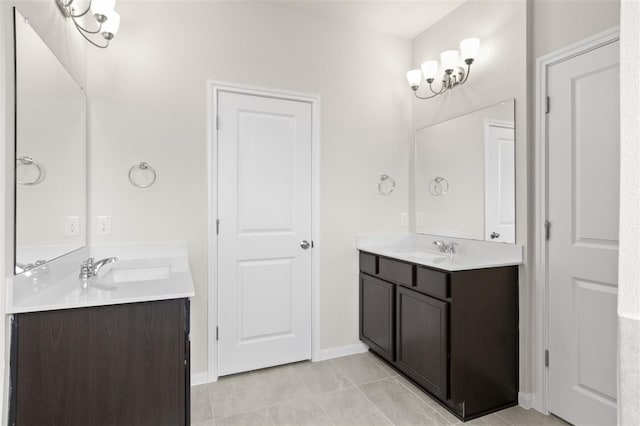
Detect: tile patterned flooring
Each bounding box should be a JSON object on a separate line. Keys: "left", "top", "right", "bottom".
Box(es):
{"left": 191, "top": 353, "right": 568, "bottom": 426}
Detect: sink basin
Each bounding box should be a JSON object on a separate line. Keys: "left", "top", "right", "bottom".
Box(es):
{"left": 101, "top": 265, "right": 171, "bottom": 283}
{"left": 388, "top": 250, "right": 449, "bottom": 261}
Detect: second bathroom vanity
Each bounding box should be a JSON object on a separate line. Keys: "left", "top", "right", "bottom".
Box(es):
{"left": 358, "top": 236, "right": 522, "bottom": 421}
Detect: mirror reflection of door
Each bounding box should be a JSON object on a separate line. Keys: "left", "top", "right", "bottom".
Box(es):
{"left": 414, "top": 99, "right": 515, "bottom": 243}
{"left": 14, "top": 9, "right": 87, "bottom": 274}
{"left": 484, "top": 120, "right": 515, "bottom": 243}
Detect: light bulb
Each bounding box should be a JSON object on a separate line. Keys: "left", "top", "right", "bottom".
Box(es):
{"left": 420, "top": 60, "right": 439, "bottom": 82}
{"left": 440, "top": 50, "right": 459, "bottom": 72}
{"left": 406, "top": 69, "right": 422, "bottom": 90}
{"left": 101, "top": 10, "right": 120, "bottom": 40}
{"left": 460, "top": 38, "right": 480, "bottom": 63}
{"left": 91, "top": 0, "right": 116, "bottom": 22}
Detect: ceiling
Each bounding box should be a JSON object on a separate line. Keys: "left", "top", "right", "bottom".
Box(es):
{"left": 269, "top": 1, "right": 466, "bottom": 39}
{"left": 119, "top": 1, "right": 466, "bottom": 39}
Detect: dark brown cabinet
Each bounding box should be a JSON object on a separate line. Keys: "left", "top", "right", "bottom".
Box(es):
{"left": 359, "top": 251, "right": 518, "bottom": 421}
{"left": 9, "top": 298, "right": 190, "bottom": 426}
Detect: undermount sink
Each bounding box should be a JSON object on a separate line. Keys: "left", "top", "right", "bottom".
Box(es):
{"left": 101, "top": 265, "right": 171, "bottom": 283}
{"left": 388, "top": 249, "right": 449, "bottom": 261}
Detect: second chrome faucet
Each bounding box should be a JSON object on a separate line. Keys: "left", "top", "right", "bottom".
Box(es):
{"left": 433, "top": 240, "right": 458, "bottom": 254}
{"left": 79, "top": 257, "right": 118, "bottom": 280}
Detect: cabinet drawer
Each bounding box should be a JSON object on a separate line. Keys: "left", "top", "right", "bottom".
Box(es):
{"left": 379, "top": 257, "right": 414, "bottom": 286}
{"left": 359, "top": 252, "right": 378, "bottom": 275}
{"left": 416, "top": 267, "right": 450, "bottom": 298}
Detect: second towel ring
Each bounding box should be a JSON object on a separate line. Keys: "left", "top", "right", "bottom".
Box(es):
{"left": 428, "top": 176, "right": 449, "bottom": 196}
{"left": 128, "top": 162, "right": 157, "bottom": 189}
{"left": 17, "top": 156, "right": 44, "bottom": 186}
{"left": 378, "top": 174, "right": 395, "bottom": 196}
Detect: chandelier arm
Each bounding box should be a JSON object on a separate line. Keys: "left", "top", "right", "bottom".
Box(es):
{"left": 66, "top": 0, "right": 93, "bottom": 18}
{"left": 428, "top": 81, "right": 446, "bottom": 96}
{"left": 414, "top": 90, "right": 443, "bottom": 100}
{"left": 73, "top": 17, "right": 103, "bottom": 35}
{"left": 73, "top": 22, "right": 109, "bottom": 48}
{"left": 460, "top": 63, "right": 472, "bottom": 85}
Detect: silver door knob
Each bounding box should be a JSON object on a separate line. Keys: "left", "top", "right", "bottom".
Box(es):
{"left": 300, "top": 240, "right": 311, "bottom": 250}
{"left": 490, "top": 232, "right": 500, "bottom": 239}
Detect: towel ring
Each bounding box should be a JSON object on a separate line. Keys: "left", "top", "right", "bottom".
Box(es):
{"left": 16, "top": 156, "right": 44, "bottom": 186}
{"left": 128, "top": 161, "right": 157, "bottom": 189}
{"left": 378, "top": 174, "right": 395, "bottom": 196}
{"left": 428, "top": 176, "right": 449, "bottom": 196}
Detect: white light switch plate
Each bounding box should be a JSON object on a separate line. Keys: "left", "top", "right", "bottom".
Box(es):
{"left": 64, "top": 216, "right": 80, "bottom": 236}
{"left": 400, "top": 212, "right": 408, "bottom": 227}
{"left": 97, "top": 216, "right": 112, "bottom": 235}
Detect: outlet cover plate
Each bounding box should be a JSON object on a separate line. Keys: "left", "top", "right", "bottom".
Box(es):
{"left": 97, "top": 216, "right": 112, "bottom": 235}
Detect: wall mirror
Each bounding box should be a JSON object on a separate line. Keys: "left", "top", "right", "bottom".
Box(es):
{"left": 14, "top": 8, "right": 87, "bottom": 274}
{"left": 415, "top": 99, "right": 515, "bottom": 243}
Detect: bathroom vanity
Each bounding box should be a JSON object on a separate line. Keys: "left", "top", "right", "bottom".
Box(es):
{"left": 7, "top": 245, "right": 195, "bottom": 426}
{"left": 358, "top": 237, "right": 521, "bottom": 421}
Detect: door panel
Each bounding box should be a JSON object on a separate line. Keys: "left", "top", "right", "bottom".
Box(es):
{"left": 359, "top": 273, "right": 395, "bottom": 362}
{"left": 484, "top": 122, "right": 515, "bottom": 243}
{"left": 218, "top": 91, "right": 312, "bottom": 376}
{"left": 395, "top": 286, "right": 448, "bottom": 400}
{"left": 547, "top": 40, "right": 619, "bottom": 426}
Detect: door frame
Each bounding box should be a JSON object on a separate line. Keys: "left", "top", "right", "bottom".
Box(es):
{"left": 206, "top": 81, "right": 321, "bottom": 382}
{"left": 533, "top": 26, "right": 619, "bottom": 414}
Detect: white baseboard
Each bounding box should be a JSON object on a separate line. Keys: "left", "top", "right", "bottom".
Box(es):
{"left": 518, "top": 392, "right": 534, "bottom": 409}
{"left": 191, "top": 371, "right": 210, "bottom": 387}
{"left": 317, "top": 342, "right": 369, "bottom": 361}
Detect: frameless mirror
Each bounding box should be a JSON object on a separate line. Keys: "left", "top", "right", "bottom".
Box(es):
{"left": 415, "top": 99, "right": 515, "bottom": 243}
{"left": 14, "top": 9, "right": 87, "bottom": 274}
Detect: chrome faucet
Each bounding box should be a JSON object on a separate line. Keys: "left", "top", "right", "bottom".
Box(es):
{"left": 79, "top": 257, "right": 118, "bottom": 280}
{"left": 433, "top": 240, "right": 458, "bottom": 254}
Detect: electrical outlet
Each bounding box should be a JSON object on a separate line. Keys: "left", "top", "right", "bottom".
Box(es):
{"left": 416, "top": 212, "right": 424, "bottom": 227}
{"left": 64, "top": 216, "right": 80, "bottom": 236}
{"left": 97, "top": 216, "right": 112, "bottom": 235}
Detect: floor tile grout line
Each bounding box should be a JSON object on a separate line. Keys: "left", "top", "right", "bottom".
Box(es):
{"left": 355, "top": 383, "right": 397, "bottom": 426}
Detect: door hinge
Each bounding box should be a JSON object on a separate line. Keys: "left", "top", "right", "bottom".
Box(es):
{"left": 216, "top": 115, "right": 219, "bottom": 130}
{"left": 544, "top": 220, "right": 551, "bottom": 241}
{"left": 545, "top": 96, "right": 550, "bottom": 114}
{"left": 216, "top": 326, "right": 219, "bottom": 341}
{"left": 545, "top": 349, "right": 549, "bottom": 367}
{"left": 216, "top": 219, "right": 220, "bottom": 235}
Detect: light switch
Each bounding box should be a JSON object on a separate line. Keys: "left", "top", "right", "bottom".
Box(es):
{"left": 400, "top": 212, "right": 408, "bottom": 227}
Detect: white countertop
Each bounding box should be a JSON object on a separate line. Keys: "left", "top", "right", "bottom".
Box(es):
{"left": 7, "top": 242, "right": 195, "bottom": 314}
{"left": 357, "top": 233, "right": 523, "bottom": 271}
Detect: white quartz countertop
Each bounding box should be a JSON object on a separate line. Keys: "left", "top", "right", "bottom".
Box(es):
{"left": 357, "top": 234, "right": 523, "bottom": 272}
{"left": 7, "top": 243, "right": 195, "bottom": 314}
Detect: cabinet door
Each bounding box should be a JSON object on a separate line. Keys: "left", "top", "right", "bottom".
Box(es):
{"left": 359, "top": 273, "right": 394, "bottom": 362}
{"left": 11, "top": 299, "right": 187, "bottom": 426}
{"left": 396, "top": 286, "right": 449, "bottom": 400}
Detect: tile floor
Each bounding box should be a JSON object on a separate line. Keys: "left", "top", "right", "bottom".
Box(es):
{"left": 191, "top": 353, "right": 569, "bottom": 426}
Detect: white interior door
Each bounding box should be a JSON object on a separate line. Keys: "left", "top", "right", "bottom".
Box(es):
{"left": 217, "top": 90, "right": 312, "bottom": 376}
{"left": 547, "top": 40, "right": 619, "bottom": 426}
{"left": 484, "top": 121, "right": 515, "bottom": 243}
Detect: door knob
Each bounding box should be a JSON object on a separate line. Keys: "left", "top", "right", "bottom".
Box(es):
{"left": 300, "top": 240, "right": 311, "bottom": 250}
{"left": 490, "top": 232, "right": 500, "bottom": 239}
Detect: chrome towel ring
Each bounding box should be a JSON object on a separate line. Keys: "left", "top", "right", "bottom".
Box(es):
{"left": 128, "top": 161, "right": 157, "bottom": 189}
{"left": 428, "top": 176, "right": 449, "bottom": 196}
{"left": 378, "top": 174, "right": 395, "bottom": 196}
{"left": 16, "top": 156, "right": 44, "bottom": 186}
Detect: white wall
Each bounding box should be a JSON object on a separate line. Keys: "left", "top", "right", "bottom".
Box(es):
{"left": 87, "top": 1, "right": 412, "bottom": 376}
{"left": 618, "top": 1, "right": 640, "bottom": 423}
{"left": 409, "top": 0, "right": 530, "bottom": 392}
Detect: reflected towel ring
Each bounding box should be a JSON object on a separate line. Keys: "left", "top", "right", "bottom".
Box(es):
{"left": 128, "top": 161, "right": 157, "bottom": 188}
{"left": 16, "top": 156, "right": 44, "bottom": 186}
{"left": 428, "top": 176, "right": 449, "bottom": 196}
{"left": 378, "top": 174, "right": 395, "bottom": 196}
